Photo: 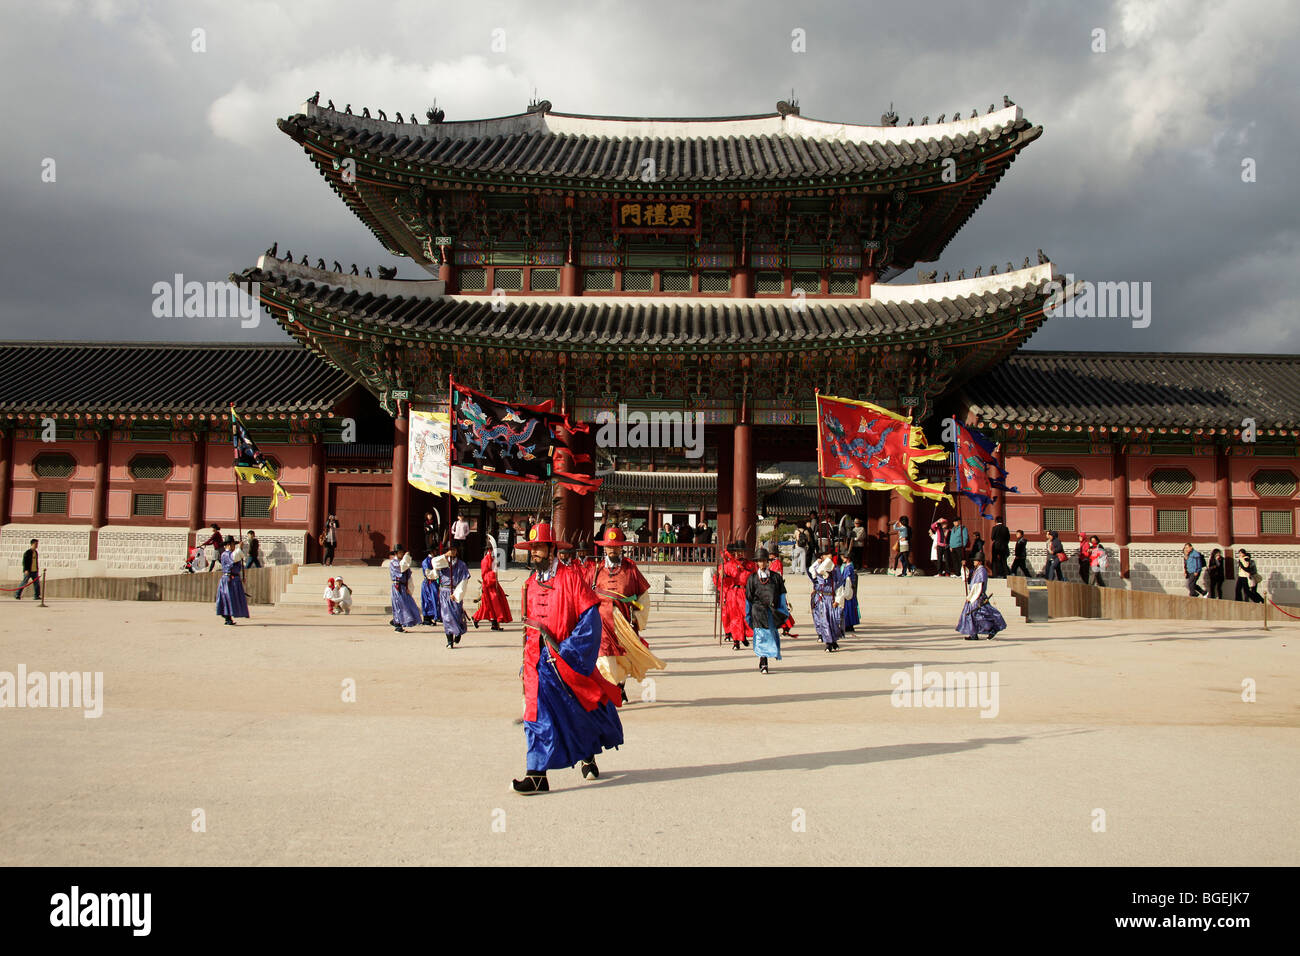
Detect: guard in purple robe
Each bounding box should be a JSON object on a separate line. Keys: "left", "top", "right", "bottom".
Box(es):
{"left": 808, "top": 545, "right": 844, "bottom": 651}
{"left": 215, "top": 535, "right": 250, "bottom": 625}
{"left": 420, "top": 551, "right": 441, "bottom": 626}
{"left": 956, "top": 555, "right": 1007, "bottom": 640}
{"left": 389, "top": 546, "right": 421, "bottom": 633}
{"left": 433, "top": 544, "right": 471, "bottom": 648}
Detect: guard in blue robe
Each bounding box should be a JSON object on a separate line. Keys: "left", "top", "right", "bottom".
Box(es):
{"left": 808, "top": 550, "right": 844, "bottom": 651}
{"left": 836, "top": 556, "right": 860, "bottom": 632}
{"left": 215, "top": 536, "right": 249, "bottom": 624}
{"left": 420, "top": 552, "right": 441, "bottom": 626}
{"left": 436, "top": 547, "right": 471, "bottom": 648}
{"left": 744, "top": 548, "right": 788, "bottom": 674}
{"left": 389, "top": 547, "right": 421, "bottom": 632}
{"left": 956, "top": 560, "right": 1007, "bottom": 640}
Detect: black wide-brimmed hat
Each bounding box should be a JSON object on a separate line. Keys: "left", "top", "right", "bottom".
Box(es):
{"left": 223, "top": 535, "right": 236, "bottom": 546}
{"left": 754, "top": 548, "right": 771, "bottom": 562}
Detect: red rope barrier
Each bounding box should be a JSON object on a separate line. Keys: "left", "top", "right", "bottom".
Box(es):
{"left": 1267, "top": 597, "right": 1300, "bottom": 620}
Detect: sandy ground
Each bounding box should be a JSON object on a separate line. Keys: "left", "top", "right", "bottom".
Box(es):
{"left": 0, "top": 596, "right": 1295, "bottom": 866}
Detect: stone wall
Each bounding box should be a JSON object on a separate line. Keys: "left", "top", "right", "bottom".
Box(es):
{"left": 98, "top": 527, "right": 192, "bottom": 573}
{"left": 0, "top": 524, "right": 92, "bottom": 572}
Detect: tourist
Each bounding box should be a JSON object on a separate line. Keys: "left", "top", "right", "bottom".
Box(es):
{"left": 592, "top": 527, "right": 659, "bottom": 701}
{"left": 16, "top": 538, "right": 40, "bottom": 600}
{"left": 969, "top": 530, "right": 986, "bottom": 565}
{"left": 930, "top": 518, "right": 951, "bottom": 577}
{"left": 1084, "top": 535, "right": 1108, "bottom": 586}
{"left": 745, "top": 548, "right": 789, "bottom": 675}
{"left": 451, "top": 513, "right": 471, "bottom": 550}
{"left": 718, "top": 541, "right": 754, "bottom": 651}
{"left": 322, "top": 514, "right": 339, "bottom": 566}
{"left": 323, "top": 576, "right": 338, "bottom": 614}
{"left": 836, "top": 546, "right": 860, "bottom": 634}
{"left": 990, "top": 517, "right": 1011, "bottom": 578}
{"left": 518, "top": 514, "right": 532, "bottom": 543}
{"left": 815, "top": 515, "right": 834, "bottom": 556}
{"left": 434, "top": 543, "right": 470, "bottom": 648}
{"left": 513, "top": 522, "right": 624, "bottom": 794}
{"left": 657, "top": 521, "right": 675, "bottom": 562}
{"left": 1183, "top": 543, "right": 1206, "bottom": 597}
{"left": 948, "top": 518, "right": 970, "bottom": 576}
{"left": 420, "top": 549, "right": 441, "bottom": 626}
{"left": 1076, "top": 536, "right": 1091, "bottom": 582}
{"left": 216, "top": 535, "right": 249, "bottom": 626}
{"left": 891, "top": 515, "right": 913, "bottom": 576}
{"left": 1207, "top": 548, "right": 1226, "bottom": 600}
{"left": 423, "top": 512, "right": 439, "bottom": 554}
{"left": 956, "top": 554, "right": 1006, "bottom": 641}
{"left": 808, "top": 543, "right": 844, "bottom": 652}
{"left": 1043, "top": 531, "right": 1065, "bottom": 581}
{"left": 244, "top": 530, "right": 262, "bottom": 569}
{"left": 850, "top": 517, "right": 868, "bottom": 570}
{"left": 182, "top": 539, "right": 206, "bottom": 574}
{"left": 334, "top": 576, "right": 352, "bottom": 614}
{"left": 767, "top": 550, "right": 798, "bottom": 638}
{"left": 388, "top": 545, "right": 421, "bottom": 633}
{"left": 793, "top": 523, "right": 810, "bottom": 574}
{"left": 203, "top": 524, "right": 224, "bottom": 573}
{"left": 472, "top": 546, "right": 512, "bottom": 631}
{"left": 498, "top": 518, "right": 516, "bottom": 570}
{"left": 1009, "top": 530, "right": 1029, "bottom": 577}
{"left": 1234, "top": 550, "right": 1264, "bottom": 603}
{"left": 694, "top": 522, "right": 712, "bottom": 548}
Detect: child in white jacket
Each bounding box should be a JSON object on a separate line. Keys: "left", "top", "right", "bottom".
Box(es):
{"left": 323, "top": 577, "right": 338, "bottom": 614}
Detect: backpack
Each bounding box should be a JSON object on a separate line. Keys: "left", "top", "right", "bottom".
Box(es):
{"left": 1095, "top": 549, "right": 1108, "bottom": 571}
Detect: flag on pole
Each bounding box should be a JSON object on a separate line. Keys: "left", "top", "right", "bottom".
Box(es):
{"left": 230, "top": 405, "right": 292, "bottom": 509}
{"left": 952, "top": 420, "right": 1018, "bottom": 519}
{"left": 815, "top": 392, "right": 951, "bottom": 504}
{"left": 408, "top": 409, "right": 503, "bottom": 502}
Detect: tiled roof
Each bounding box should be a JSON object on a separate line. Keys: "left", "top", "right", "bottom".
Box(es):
{"left": 238, "top": 265, "right": 1053, "bottom": 349}
{"left": 761, "top": 484, "right": 862, "bottom": 515}
{"left": 0, "top": 342, "right": 356, "bottom": 414}
{"left": 966, "top": 351, "right": 1300, "bottom": 429}
{"left": 279, "top": 105, "right": 1040, "bottom": 185}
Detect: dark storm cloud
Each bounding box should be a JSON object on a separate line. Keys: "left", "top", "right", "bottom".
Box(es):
{"left": 1, "top": 0, "right": 1296, "bottom": 352}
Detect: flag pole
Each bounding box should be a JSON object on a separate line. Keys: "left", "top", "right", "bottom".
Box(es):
{"left": 230, "top": 404, "right": 243, "bottom": 547}
{"left": 445, "top": 379, "right": 453, "bottom": 550}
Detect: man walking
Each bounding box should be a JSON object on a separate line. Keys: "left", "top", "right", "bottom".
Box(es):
{"left": 1008, "top": 530, "right": 1030, "bottom": 577}
{"left": 793, "top": 523, "right": 810, "bottom": 575}
{"left": 202, "top": 524, "right": 224, "bottom": 573}
{"left": 990, "top": 517, "right": 1010, "bottom": 578}
{"left": 745, "top": 548, "right": 789, "bottom": 675}
{"left": 16, "top": 538, "right": 40, "bottom": 600}
{"left": 1184, "top": 543, "right": 1206, "bottom": 597}
{"left": 434, "top": 543, "right": 470, "bottom": 648}
{"left": 244, "top": 530, "right": 263, "bottom": 569}
{"left": 850, "top": 517, "right": 868, "bottom": 571}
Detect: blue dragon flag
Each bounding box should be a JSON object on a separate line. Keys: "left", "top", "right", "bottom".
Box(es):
{"left": 449, "top": 379, "right": 600, "bottom": 494}
{"left": 952, "top": 420, "right": 1018, "bottom": 519}
{"left": 230, "top": 404, "right": 292, "bottom": 509}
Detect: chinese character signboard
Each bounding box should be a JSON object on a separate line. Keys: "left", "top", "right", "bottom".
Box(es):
{"left": 612, "top": 200, "right": 702, "bottom": 236}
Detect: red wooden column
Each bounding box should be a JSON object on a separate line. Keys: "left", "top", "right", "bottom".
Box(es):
{"left": 716, "top": 429, "right": 734, "bottom": 547}
{"left": 308, "top": 433, "right": 326, "bottom": 562}
{"left": 438, "top": 262, "right": 458, "bottom": 293}
{"left": 88, "top": 426, "right": 110, "bottom": 560}
{"left": 577, "top": 427, "right": 596, "bottom": 544}
{"left": 551, "top": 424, "right": 579, "bottom": 546}
{"left": 732, "top": 422, "right": 757, "bottom": 551}
{"left": 0, "top": 426, "right": 11, "bottom": 527}
{"left": 1112, "top": 444, "right": 1130, "bottom": 578}
{"left": 189, "top": 428, "right": 208, "bottom": 535}
{"left": 858, "top": 267, "right": 877, "bottom": 298}
{"left": 390, "top": 409, "right": 409, "bottom": 550}
{"left": 1214, "top": 445, "right": 1233, "bottom": 554}
{"left": 560, "top": 263, "right": 580, "bottom": 296}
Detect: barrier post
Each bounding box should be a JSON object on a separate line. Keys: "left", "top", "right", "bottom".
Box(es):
{"left": 40, "top": 569, "right": 47, "bottom": 608}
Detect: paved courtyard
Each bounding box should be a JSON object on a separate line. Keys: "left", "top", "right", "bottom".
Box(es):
{"left": 0, "top": 597, "right": 1295, "bottom": 866}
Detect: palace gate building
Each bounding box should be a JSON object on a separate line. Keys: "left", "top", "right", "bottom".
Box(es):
{"left": 3, "top": 96, "right": 1299, "bottom": 599}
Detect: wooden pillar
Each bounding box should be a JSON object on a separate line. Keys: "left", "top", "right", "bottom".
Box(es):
{"left": 308, "top": 434, "right": 326, "bottom": 563}
{"left": 577, "top": 427, "right": 596, "bottom": 544}
{"left": 390, "top": 409, "right": 409, "bottom": 551}
{"left": 560, "top": 263, "right": 580, "bottom": 296}
{"left": 88, "top": 426, "right": 110, "bottom": 560}
{"left": 438, "top": 261, "right": 458, "bottom": 293}
{"left": 1215, "top": 445, "right": 1232, "bottom": 555}
{"left": 716, "top": 429, "right": 734, "bottom": 546}
{"left": 732, "top": 422, "right": 756, "bottom": 550}
{"left": 1113, "top": 444, "right": 1130, "bottom": 578}
{"left": 731, "top": 267, "right": 752, "bottom": 298}
{"left": 552, "top": 424, "right": 579, "bottom": 546}
{"left": 0, "top": 426, "right": 11, "bottom": 527}
{"left": 189, "top": 429, "right": 207, "bottom": 535}
{"left": 858, "top": 267, "right": 877, "bottom": 298}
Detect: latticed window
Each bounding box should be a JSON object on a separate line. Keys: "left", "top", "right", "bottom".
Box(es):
{"left": 1156, "top": 510, "right": 1189, "bottom": 534}
{"left": 1253, "top": 470, "right": 1297, "bottom": 497}
{"left": 792, "top": 272, "right": 821, "bottom": 295}
{"left": 37, "top": 491, "right": 67, "bottom": 514}
{"left": 584, "top": 269, "right": 614, "bottom": 292}
{"left": 1037, "top": 467, "right": 1081, "bottom": 495}
{"left": 1260, "top": 510, "right": 1294, "bottom": 535}
{"left": 661, "top": 271, "right": 691, "bottom": 293}
{"left": 458, "top": 268, "right": 487, "bottom": 292}
{"left": 1043, "top": 507, "right": 1075, "bottom": 532}
{"left": 700, "top": 272, "right": 730, "bottom": 294}
{"left": 1149, "top": 468, "right": 1194, "bottom": 496}
{"left": 129, "top": 455, "right": 173, "bottom": 480}
{"left": 828, "top": 273, "right": 858, "bottom": 295}
{"left": 493, "top": 269, "right": 523, "bottom": 292}
{"left": 755, "top": 272, "right": 784, "bottom": 294}
{"left": 622, "top": 271, "right": 652, "bottom": 292}
{"left": 133, "top": 493, "right": 164, "bottom": 517}
{"left": 528, "top": 268, "right": 559, "bottom": 292}
{"left": 241, "top": 496, "right": 272, "bottom": 519}
{"left": 33, "top": 453, "right": 76, "bottom": 479}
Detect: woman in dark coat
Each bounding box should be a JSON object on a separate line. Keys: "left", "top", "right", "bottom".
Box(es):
{"left": 1234, "top": 550, "right": 1264, "bottom": 603}
{"left": 1207, "top": 548, "right": 1226, "bottom": 599}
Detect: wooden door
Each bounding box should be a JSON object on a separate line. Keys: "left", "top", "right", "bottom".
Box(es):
{"left": 329, "top": 483, "right": 391, "bottom": 563}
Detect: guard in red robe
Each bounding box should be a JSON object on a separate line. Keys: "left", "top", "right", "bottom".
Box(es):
{"left": 514, "top": 523, "right": 623, "bottom": 794}
{"left": 719, "top": 541, "right": 755, "bottom": 651}
{"left": 591, "top": 527, "right": 652, "bottom": 701}
{"left": 472, "top": 548, "right": 512, "bottom": 631}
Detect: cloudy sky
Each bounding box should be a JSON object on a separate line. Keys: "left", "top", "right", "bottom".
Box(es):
{"left": 3, "top": 0, "right": 1296, "bottom": 353}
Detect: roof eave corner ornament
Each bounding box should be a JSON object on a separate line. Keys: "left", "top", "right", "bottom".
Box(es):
{"left": 426, "top": 100, "right": 445, "bottom": 124}
{"left": 881, "top": 103, "right": 899, "bottom": 127}
{"left": 776, "top": 91, "right": 800, "bottom": 117}
{"left": 526, "top": 95, "right": 552, "bottom": 115}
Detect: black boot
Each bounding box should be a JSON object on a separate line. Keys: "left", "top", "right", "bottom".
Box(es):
{"left": 446, "top": 637, "right": 454, "bottom": 648}
{"left": 759, "top": 656, "right": 769, "bottom": 674}
{"left": 580, "top": 757, "right": 599, "bottom": 780}
{"left": 741, "top": 637, "right": 750, "bottom": 647}
{"left": 512, "top": 770, "right": 549, "bottom": 794}
{"left": 732, "top": 639, "right": 741, "bottom": 651}
{"left": 620, "top": 683, "right": 629, "bottom": 703}
{"left": 224, "top": 615, "right": 234, "bottom": 626}
{"left": 491, "top": 621, "right": 502, "bottom": 631}
{"left": 473, "top": 618, "right": 479, "bottom": 629}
